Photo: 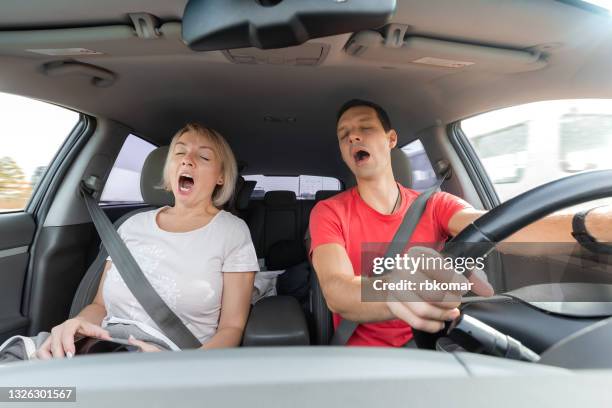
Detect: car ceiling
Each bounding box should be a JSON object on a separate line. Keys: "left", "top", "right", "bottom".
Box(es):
{"left": 1, "top": 0, "right": 612, "bottom": 179}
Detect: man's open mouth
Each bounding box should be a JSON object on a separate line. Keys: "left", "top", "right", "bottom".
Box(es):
{"left": 178, "top": 174, "right": 195, "bottom": 193}
{"left": 353, "top": 149, "right": 371, "bottom": 164}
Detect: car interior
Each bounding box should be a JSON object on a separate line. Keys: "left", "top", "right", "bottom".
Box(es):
{"left": 3, "top": 0, "right": 612, "bottom": 404}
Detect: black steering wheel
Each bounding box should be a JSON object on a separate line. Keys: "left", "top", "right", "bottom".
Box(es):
{"left": 413, "top": 169, "right": 612, "bottom": 353}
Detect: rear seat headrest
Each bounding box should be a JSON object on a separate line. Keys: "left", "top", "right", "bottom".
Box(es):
{"left": 264, "top": 190, "right": 297, "bottom": 207}
{"left": 140, "top": 146, "right": 175, "bottom": 207}
{"left": 315, "top": 190, "right": 339, "bottom": 202}
{"left": 236, "top": 180, "right": 256, "bottom": 211}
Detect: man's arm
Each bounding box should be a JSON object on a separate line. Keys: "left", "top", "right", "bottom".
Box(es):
{"left": 312, "top": 243, "right": 393, "bottom": 322}
{"left": 312, "top": 243, "right": 461, "bottom": 332}
{"left": 448, "top": 207, "right": 612, "bottom": 244}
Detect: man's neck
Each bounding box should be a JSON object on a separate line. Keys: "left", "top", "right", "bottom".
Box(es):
{"left": 356, "top": 173, "right": 400, "bottom": 215}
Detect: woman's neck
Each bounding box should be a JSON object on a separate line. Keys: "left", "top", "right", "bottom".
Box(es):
{"left": 168, "top": 200, "right": 219, "bottom": 220}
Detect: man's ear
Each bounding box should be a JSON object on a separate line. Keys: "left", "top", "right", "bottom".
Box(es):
{"left": 388, "top": 129, "right": 398, "bottom": 149}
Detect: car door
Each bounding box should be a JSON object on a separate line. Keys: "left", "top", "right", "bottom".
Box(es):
{"left": 0, "top": 92, "right": 81, "bottom": 341}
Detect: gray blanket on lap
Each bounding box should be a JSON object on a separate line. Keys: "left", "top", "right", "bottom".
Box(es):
{"left": 0, "top": 323, "right": 173, "bottom": 363}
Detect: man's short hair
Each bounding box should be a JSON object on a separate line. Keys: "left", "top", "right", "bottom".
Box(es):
{"left": 337, "top": 99, "right": 392, "bottom": 132}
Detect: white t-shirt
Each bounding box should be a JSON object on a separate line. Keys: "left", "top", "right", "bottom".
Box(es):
{"left": 102, "top": 207, "right": 259, "bottom": 344}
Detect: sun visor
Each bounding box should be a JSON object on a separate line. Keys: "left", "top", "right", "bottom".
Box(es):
{"left": 345, "top": 28, "right": 547, "bottom": 74}
{"left": 182, "top": 0, "right": 396, "bottom": 51}
{"left": 0, "top": 22, "right": 186, "bottom": 59}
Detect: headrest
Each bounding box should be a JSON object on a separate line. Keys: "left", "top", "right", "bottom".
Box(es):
{"left": 391, "top": 147, "right": 413, "bottom": 188}
{"left": 236, "top": 179, "right": 256, "bottom": 211}
{"left": 264, "top": 190, "right": 297, "bottom": 207}
{"left": 140, "top": 146, "right": 175, "bottom": 207}
{"left": 315, "top": 190, "right": 339, "bottom": 202}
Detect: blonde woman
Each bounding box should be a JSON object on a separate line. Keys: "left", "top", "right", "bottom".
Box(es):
{"left": 37, "top": 123, "right": 258, "bottom": 358}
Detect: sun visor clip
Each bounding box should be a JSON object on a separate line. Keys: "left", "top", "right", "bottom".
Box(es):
{"left": 129, "top": 13, "right": 161, "bottom": 39}
{"left": 384, "top": 24, "right": 409, "bottom": 49}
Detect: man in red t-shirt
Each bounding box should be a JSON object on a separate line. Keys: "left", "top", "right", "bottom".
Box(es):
{"left": 309, "top": 99, "right": 612, "bottom": 347}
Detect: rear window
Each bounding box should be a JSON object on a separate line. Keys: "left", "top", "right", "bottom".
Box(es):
{"left": 243, "top": 175, "right": 341, "bottom": 200}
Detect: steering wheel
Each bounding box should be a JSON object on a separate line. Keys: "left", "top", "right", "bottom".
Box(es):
{"left": 413, "top": 169, "right": 612, "bottom": 354}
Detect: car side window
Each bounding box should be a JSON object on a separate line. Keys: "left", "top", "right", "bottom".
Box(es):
{"left": 461, "top": 99, "right": 612, "bottom": 208}
{"left": 400, "top": 139, "right": 437, "bottom": 191}
{"left": 0, "top": 92, "right": 79, "bottom": 213}
{"left": 100, "top": 134, "right": 157, "bottom": 204}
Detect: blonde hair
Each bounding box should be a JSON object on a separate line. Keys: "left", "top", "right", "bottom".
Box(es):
{"left": 159, "top": 123, "right": 237, "bottom": 208}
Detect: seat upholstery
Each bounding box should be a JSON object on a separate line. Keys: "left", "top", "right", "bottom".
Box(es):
{"left": 247, "top": 190, "right": 305, "bottom": 261}
{"left": 314, "top": 190, "right": 340, "bottom": 202}
{"left": 227, "top": 177, "right": 255, "bottom": 216}
{"left": 263, "top": 191, "right": 302, "bottom": 259}
{"left": 391, "top": 147, "right": 414, "bottom": 188}
{"left": 139, "top": 146, "right": 174, "bottom": 207}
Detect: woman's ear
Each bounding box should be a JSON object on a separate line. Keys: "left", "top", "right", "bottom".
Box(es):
{"left": 217, "top": 177, "right": 224, "bottom": 185}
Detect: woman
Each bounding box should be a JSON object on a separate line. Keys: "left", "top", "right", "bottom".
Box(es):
{"left": 37, "top": 123, "right": 258, "bottom": 358}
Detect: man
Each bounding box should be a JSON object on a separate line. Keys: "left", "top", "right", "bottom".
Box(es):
{"left": 309, "top": 99, "right": 612, "bottom": 347}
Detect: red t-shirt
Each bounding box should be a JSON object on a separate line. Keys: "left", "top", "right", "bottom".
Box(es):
{"left": 309, "top": 184, "right": 470, "bottom": 347}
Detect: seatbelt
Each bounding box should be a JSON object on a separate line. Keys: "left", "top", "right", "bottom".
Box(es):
{"left": 79, "top": 176, "right": 201, "bottom": 350}
{"left": 330, "top": 178, "right": 445, "bottom": 346}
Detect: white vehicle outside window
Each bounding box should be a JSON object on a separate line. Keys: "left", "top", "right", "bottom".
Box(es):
{"left": 462, "top": 99, "right": 612, "bottom": 210}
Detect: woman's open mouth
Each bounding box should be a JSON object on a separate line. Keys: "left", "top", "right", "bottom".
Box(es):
{"left": 178, "top": 174, "right": 195, "bottom": 194}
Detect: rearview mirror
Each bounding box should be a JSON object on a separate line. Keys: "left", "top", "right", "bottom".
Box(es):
{"left": 182, "top": 0, "right": 396, "bottom": 51}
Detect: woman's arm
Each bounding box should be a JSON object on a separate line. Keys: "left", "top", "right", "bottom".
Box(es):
{"left": 201, "top": 271, "right": 255, "bottom": 349}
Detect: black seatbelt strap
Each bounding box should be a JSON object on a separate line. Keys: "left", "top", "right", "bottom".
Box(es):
{"left": 80, "top": 176, "right": 201, "bottom": 349}
{"left": 330, "top": 178, "right": 445, "bottom": 346}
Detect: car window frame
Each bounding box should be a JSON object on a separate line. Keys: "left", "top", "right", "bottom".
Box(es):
{"left": 448, "top": 121, "right": 500, "bottom": 210}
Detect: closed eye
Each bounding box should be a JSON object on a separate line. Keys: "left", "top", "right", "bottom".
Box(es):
{"left": 200, "top": 156, "right": 210, "bottom": 161}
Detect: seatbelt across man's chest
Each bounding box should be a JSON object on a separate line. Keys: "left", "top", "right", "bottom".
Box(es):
{"left": 330, "top": 178, "right": 445, "bottom": 346}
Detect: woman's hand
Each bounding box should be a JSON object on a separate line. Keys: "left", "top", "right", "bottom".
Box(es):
{"left": 36, "top": 317, "right": 112, "bottom": 360}
{"left": 128, "top": 335, "right": 162, "bottom": 352}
